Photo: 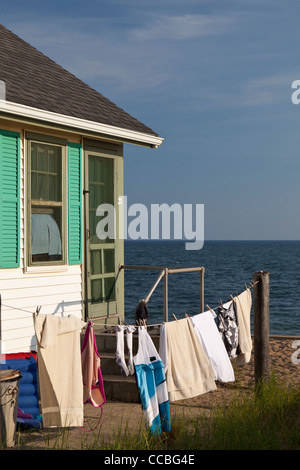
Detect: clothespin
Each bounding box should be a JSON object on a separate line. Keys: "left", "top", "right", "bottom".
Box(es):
{"left": 172, "top": 314, "right": 178, "bottom": 322}
{"left": 35, "top": 306, "right": 41, "bottom": 316}
{"left": 185, "top": 313, "right": 190, "bottom": 318}
{"left": 206, "top": 305, "right": 217, "bottom": 318}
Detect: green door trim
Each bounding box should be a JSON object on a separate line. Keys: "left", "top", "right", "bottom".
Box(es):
{"left": 83, "top": 144, "right": 124, "bottom": 322}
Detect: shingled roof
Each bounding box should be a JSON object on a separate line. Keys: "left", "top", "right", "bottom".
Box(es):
{"left": 0, "top": 24, "right": 161, "bottom": 141}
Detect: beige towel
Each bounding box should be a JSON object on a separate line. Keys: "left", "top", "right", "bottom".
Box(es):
{"left": 34, "top": 314, "right": 86, "bottom": 427}
{"left": 164, "top": 317, "right": 217, "bottom": 402}
{"left": 232, "top": 289, "right": 252, "bottom": 366}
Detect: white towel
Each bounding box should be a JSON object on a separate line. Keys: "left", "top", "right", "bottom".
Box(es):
{"left": 34, "top": 314, "right": 86, "bottom": 427}
{"left": 191, "top": 310, "right": 235, "bottom": 383}
{"left": 232, "top": 289, "right": 252, "bottom": 366}
{"left": 162, "top": 317, "right": 217, "bottom": 402}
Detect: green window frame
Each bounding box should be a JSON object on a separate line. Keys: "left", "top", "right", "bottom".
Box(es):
{"left": 27, "top": 134, "right": 67, "bottom": 266}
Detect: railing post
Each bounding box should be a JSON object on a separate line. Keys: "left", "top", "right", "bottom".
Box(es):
{"left": 164, "top": 268, "right": 169, "bottom": 322}
{"left": 253, "top": 271, "right": 270, "bottom": 385}
{"left": 200, "top": 268, "right": 205, "bottom": 313}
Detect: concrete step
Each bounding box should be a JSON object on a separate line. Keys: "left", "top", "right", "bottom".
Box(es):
{"left": 102, "top": 374, "right": 140, "bottom": 403}
{"left": 100, "top": 352, "right": 132, "bottom": 375}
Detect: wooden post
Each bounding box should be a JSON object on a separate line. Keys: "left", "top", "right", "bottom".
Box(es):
{"left": 253, "top": 271, "right": 270, "bottom": 385}
{"left": 200, "top": 268, "right": 205, "bottom": 313}
{"left": 164, "top": 268, "right": 169, "bottom": 322}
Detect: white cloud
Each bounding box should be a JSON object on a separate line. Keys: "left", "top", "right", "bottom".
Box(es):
{"left": 131, "top": 13, "right": 236, "bottom": 41}
{"left": 241, "top": 75, "right": 294, "bottom": 106}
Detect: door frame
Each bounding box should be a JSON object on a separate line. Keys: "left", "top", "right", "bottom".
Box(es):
{"left": 83, "top": 140, "right": 124, "bottom": 323}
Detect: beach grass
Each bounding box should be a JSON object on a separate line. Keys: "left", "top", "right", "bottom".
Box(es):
{"left": 101, "top": 374, "right": 300, "bottom": 451}
{"left": 13, "top": 373, "right": 300, "bottom": 450}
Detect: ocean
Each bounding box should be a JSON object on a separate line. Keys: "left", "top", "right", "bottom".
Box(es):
{"left": 123, "top": 240, "right": 300, "bottom": 336}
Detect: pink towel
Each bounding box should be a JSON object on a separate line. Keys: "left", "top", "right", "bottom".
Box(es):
{"left": 81, "top": 322, "right": 106, "bottom": 409}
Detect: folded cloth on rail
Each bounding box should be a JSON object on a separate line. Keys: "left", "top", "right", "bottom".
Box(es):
{"left": 231, "top": 288, "right": 252, "bottom": 366}
{"left": 160, "top": 317, "right": 216, "bottom": 402}
{"left": 191, "top": 310, "right": 235, "bottom": 383}
{"left": 31, "top": 214, "right": 62, "bottom": 256}
{"left": 34, "top": 313, "right": 86, "bottom": 428}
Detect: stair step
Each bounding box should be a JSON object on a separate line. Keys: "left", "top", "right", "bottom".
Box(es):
{"left": 103, "top": 374, "right": 140, "bottom": 403}
{"left": 101, "top": 352, "right": 135, "bottom": 375}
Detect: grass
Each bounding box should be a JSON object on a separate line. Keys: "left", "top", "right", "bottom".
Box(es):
{"left": 102, "top": 374, "right": 300, "bottom": 451}
{"left": 12, "top": 374, "right": 300, "bottom": 450}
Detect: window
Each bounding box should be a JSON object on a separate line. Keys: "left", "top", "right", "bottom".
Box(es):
{"left": 28, "top": 138, "right": 66, "bottom": 265}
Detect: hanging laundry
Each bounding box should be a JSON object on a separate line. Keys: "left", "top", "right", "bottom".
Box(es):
{"left": 133, "top": 326, "right": 171, "bottom": 435}
{"left": 191, "top": 310, "right": 235, "bottom": 383}
{"left": 34, "top": 313, "right": 86, "bottom": 428}
{"left": 81, "top": 321, "right": 106, "bottom": 409}
{"left": 217, "top": 301, "right": 239, "bottom": 358}
{"left": 115, "top": 324, "right": 136, "bottom": 376}
{"left": 160, "top": 317, "right": 217, "bottom": 402}
{"left": 231, "top": 289, "right": 252, "bottom": 366}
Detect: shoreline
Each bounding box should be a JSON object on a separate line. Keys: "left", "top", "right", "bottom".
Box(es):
{"left": 269, "top": 334, "right": 300, "bottom": 338}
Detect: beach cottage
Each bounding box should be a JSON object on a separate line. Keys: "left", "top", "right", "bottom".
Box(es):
{"left": 0, "top": 24, "right": 163, "bottom": 354}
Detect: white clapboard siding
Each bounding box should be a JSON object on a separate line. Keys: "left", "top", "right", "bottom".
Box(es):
{"left": 1, "top": 265, "right": 83, "bottom": 353}
{"left": 2, "top": 336, "right": 38, "bottom": 355}
{"left": 1, "top": 292, "right": 82, "bottom": 312}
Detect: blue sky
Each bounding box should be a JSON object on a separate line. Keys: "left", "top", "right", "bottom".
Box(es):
{"left": 2, "top": 0, "right": 300, "bottom": 240}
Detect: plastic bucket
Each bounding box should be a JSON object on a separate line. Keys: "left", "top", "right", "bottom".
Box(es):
{"left": 0, "top": 369, "right": 22, "bottom": 447}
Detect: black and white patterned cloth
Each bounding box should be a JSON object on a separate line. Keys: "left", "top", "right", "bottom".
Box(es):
{"left": 217, "top": 301, "right": 239, "bottom": 358}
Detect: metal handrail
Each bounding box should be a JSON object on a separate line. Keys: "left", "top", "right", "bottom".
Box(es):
{"left": 120, "top": 264, "right": 205, "bottom": 322}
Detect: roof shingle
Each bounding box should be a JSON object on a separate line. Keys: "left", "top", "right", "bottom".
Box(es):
{"left": 0, "top": 24, "right": 159, "bottom": 137}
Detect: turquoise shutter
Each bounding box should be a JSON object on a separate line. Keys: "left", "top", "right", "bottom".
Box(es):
{"left": 0, "top": 130, "right": 20, "bottom": 268}
{"left": 68, "top": 142, "right": 82, "bottom": 265}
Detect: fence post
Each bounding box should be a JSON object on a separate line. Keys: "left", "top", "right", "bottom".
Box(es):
{"left": 200, "top": 268, "right": 205, "bottom": 313}
{"left": 253, "top": 271, "right": 270, "bottom": 385}
{"left": 163, "top": 268, "right": 169, "bottom": 322}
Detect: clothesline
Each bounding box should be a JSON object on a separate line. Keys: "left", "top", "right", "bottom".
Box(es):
{"left": 89, "top": 278, "right": 261, "bottom": 330}
{"left": 0, "top": 278, "right": 260, "bottom": 330}
{"left": 205, "top": 279, "right": 260, "bottom": 314}
{"left": 125, "top": 278, "right": 260, "bottom": 329}
{"left": 1, "top": 303, "right": 39, "bottom": 315}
